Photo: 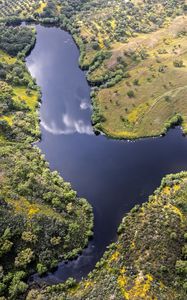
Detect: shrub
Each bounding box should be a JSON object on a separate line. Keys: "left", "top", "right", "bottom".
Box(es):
{"left": 127, "top": 90, "right": 135, "bottom": 98}
{"left": 173, "top": 59, "right": 184, "bottom": 68}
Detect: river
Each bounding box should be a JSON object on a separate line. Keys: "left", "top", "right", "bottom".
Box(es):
{"left": 26, "top": 25, "right": 187, "bottom": 283}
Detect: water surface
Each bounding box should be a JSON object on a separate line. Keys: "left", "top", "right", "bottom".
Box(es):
{"left": 26, "top": 25, "right": 187, "bottom": 283}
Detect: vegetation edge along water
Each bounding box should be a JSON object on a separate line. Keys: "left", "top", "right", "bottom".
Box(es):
{"left": 28, "top": 171, "right": 187, "bottom": 299}
{"left": 1, "top": 0, "right": 187, "bottom": 140}
{"left": 0, "top": 20, "right": 93, "bottom": 300}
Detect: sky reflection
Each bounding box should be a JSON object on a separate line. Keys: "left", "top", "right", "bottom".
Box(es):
{"left": 27, "top": 25, "right": 92, "bottom": 135}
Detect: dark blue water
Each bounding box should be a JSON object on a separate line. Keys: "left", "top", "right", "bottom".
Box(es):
{"left": 26, "top": 25, "right": 187, "bottom": 283}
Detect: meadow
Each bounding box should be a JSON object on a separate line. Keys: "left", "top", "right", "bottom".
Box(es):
{"left": 93, "top": 16, "right": 187, "bottom": 138}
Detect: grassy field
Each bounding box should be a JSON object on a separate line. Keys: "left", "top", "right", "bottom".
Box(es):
{"left": 13, "top": 85, "right": 39, "bottom": 109}
{"left": 92, "top": 16, "right": 187, "bottom": 139}
{"left": 56, "top": 0, "right": 186, "bottom": 139}
{"left": 0, "top": 50, "right": 16, "bottom": 64}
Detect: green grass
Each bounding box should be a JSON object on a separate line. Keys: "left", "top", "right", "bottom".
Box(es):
{"left": 0, "top": 50, "right": 16, "bottom": 64}
{"left": 6, "top": 196, "right": 65, "bottom": 223}
{"left": 93, "top": 16, "right": 187, "bottom": 139}
{"left": 35, "top": 1, "right": 47, "bottom": 14}
{"left": 13, "top": 86, "right": 39, "bottom": 110}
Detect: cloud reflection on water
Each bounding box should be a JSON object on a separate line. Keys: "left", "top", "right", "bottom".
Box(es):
{"left": 41, "top": 113, "right": 93, "bottom": 135}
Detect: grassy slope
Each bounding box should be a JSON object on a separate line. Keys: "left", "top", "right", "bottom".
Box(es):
{"left": 94, "top": 16, "right": 187, "bottom": 139}
{"left": 67, "top": 0, "right": 187, "bottom": 139}
{"left": 28, "top": 172, "right": 187, "bottom": 300}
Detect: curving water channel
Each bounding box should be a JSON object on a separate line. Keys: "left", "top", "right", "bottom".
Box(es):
{"left": 26, "top": 25, "right": 187, "bottom": 284}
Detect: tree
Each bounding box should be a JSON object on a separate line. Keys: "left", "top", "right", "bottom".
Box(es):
{"left": 173, "top": 59, "right": 184, "bottom": 68}
{"left": 15, "top": 248, "right": 34, "bottom": 268}
{"left": 8, "top": 271, "right": 28, "bottom": 299}
{"left": 127, "top": 90, "right": 135, "bottom": 98}
{"left": 175, "top": 260, "right": 187, "bottom": 274}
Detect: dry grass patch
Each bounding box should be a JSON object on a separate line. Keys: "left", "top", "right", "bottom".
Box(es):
{"left": 94, "top": 16, "right": 187, "bottom": 138}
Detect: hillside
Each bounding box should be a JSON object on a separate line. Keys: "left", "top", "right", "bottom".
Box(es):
{"left": 0, "top": 1, "right": 187, "bottom": 299}
{"left": 92, "top": 16, "right": 187, "bottom": 138}
{"left": 28, "top": 172, "right": 187, "bottom": 300}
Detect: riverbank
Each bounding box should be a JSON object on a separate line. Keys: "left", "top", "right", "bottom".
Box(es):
{"left": 28, "top": 171, "right": 187, "bottom": 299}
{"left": 25, "top": 24, "right": 187, "bottom": 290}
{"left": 1, "top": 1, "right": 187, "bottom": 140}
{"left": 0, "top": 24, "right": 93, "bottom": 300}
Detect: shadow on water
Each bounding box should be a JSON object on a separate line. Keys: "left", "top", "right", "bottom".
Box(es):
{"left": 26, "top": 25, "right": 187, "bottom": 284}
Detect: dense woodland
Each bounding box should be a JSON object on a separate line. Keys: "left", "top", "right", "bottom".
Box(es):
{"left": 28, "top": 172, "right": 187, "bottom": 299}
{"left": 0, "top": 24, "right": 93, "bottom": 300}
{"left": 0, "top": 0, "right": 187, "bottom": 299}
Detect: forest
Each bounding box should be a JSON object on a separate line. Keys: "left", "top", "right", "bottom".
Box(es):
{"left": 27, "top": 172, "right": 187, "bottom": 299}
{"left": 0, "top": 23, "right": 93, "bottom": 300}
